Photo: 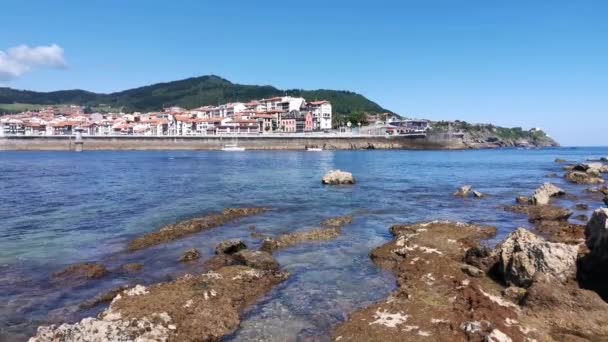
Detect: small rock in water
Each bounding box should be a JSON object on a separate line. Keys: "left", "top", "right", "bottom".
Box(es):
{"left": 554, "top": 158, "right": 567, "bottom": 163}
{"left": 472, "top": 190, "right": 485, "bottom": 198}
{"left": 601, "top": 157, "right": 608, "bottom": 162}
{"left": 215, "top": 240, "right": 247, "bottom": 255}
{"left": 574, "top": 214, "right": 589, "bottom": 222}
{"left": 322, "top": 170, "right": 356, "bottom": 185}
{"left": 575, "top": 203, "right": 589, "bottom": 210}
{"left": 454, "top": 185, "right": 472, "bottom": 197}
{"left": 515, "top": 196, "right": 531, "bottom": 205}
{"left": 178, "top": 248, "right": 201, "bottom": 262}
{"left": 120, "top": 263, "right": 143, "bottom": 273}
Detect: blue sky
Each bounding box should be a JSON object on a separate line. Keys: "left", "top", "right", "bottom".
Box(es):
{"left": 1, "top": 0, "right": 606, "bottom": 146}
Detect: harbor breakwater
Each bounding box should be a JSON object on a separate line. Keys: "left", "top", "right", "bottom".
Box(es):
{"left": 0, "top": 133, "right": 465, "bottom": 151}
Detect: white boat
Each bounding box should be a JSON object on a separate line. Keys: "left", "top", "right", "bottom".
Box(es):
{"left": 307, "top": 147, "right": 323, "bottom": 151}
{"left": 221, "top": 143, "right": 246, "bottom": 151}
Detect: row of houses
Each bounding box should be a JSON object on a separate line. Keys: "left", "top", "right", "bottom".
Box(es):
{"left": 0, "top": 97, "right": 333, "bottom": 136}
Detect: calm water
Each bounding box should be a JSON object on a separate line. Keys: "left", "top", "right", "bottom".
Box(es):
{"left": 1, "top": 148, "right": 607, "bottom": 341}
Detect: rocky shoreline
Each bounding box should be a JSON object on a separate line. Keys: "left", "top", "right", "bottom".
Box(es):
{"left": 26, "top": 156, "right": 608, "bottom": 341}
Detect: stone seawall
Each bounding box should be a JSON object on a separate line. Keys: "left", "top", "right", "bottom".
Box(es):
{"left": 0, "top": 134, "right": 466, "bottom": 151}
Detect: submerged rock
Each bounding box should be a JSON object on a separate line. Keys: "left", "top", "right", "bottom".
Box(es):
{"left": 178, "top": 248, "right": 201, "bottom": 262}
{"left": 322, "top": 170, "right": 356, "bottom": 185}
{"left": 531, "top": 183, "right": 565, "bottom": 205}
{"left": 31, "top": 266, "right": 289, "bottom": 342}
{"left": 495, "top": 228, "right": 578, "bottom": 288}
{"left": 576, "top": 203, "right": 589, "bottom": 210}
{"left": 515, "top": 196, "right": 531, "bottom": 204}
{"left": 53, "top": 263, "right": 108, "bottom": 281}
{"left": 261, "top": 216, "right": 353, "bottom": 252}
{"left": 215, "top": 239, "right": 247, "bottom": 255}
{"left": 128, "top": 207, "right": 268, "bottom": 251}
{"left": 120, "top": 263, "right": 143, "bottom": 273}
{"left": 554, "top": 158, "right": 567, "bottom": 163}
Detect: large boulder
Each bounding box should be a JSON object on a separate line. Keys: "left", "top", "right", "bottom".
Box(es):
{"left": 322, "top": 170, "right": 356, "bottom": 185}
{"left": 566, "top": 170, "right": 604, "bottom": 185}
{"left": 585, "top": 208, "right": 608, "bottom": 262}
{"left": 496, "top": 228, "right": 578, "bottom": 288}
{"left": 532, "top": 183, "right": 565, "bottom": 205}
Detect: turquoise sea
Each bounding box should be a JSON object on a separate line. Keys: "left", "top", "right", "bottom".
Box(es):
{"left": 1, "top": 148, "right": 607, "bottom": 341}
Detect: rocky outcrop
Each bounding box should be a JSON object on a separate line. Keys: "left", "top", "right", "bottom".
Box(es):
{"left": 495, "top": 228, "right": 578, "bottom": 288}
{"left": 322, "top": 170, "right": 356, "bottom": 185}
{"left": 53, "top": 263, "right": 108, "bottom": 281}
{"left": 333, "top": 221, "right": 534, "bottom": 341}
{"left": 261, "top": 216, "right": 353, "bottom": 252}
{"left": 334, "top": 222, "right": 608, "bottom": 341}
{"left": 178, "top": 248, "right": 201, "bottom": 262}
{"left": 215, "top": 239, "right": 247, "bottom": 255}
{"left": 127, "top": 207, "right": 268, "bottom": 251}
{"left": 31, "top": 265, "right": 288, "bottom": 341}
{"left": 531, "top": 183, "right": 565, "bottom": 205}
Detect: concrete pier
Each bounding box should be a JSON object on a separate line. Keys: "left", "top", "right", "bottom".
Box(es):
{"left": 0, "top": 133, "right": 466, "bottom": 151}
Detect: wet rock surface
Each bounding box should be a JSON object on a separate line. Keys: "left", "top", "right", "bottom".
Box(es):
{"left": 505, "top": 204, "right": 572, "bottom": 222}
{"left": 120, "top": 263, "right": 143, "bottom": 273}
{"left": 505, "top": 203, "right": 583, "bottom": 244}
{"left": 321, "top": 170, "right": 356, "bottom": 185}
{"left": 127, "top": 207, "right": 268, "bottom": 251}
{"left": 333, "top": 221, "right": 608, "bottom": 341}
{"left": 261, "top": 216, "right": 353, "bottom": 252}
{"left": 31, "top": 265, "right": 289, "bottom": 341}
{"left": 233, "top": 250, "right": 280, "bottom": 271}
{"left": 53, "top": 263, "right": 109, "bottom": 281}
{"left": 566, "top": 170, "right": 605, "bottom": 185}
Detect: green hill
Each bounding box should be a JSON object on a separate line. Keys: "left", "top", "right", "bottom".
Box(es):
{"left": 0, "top": 76, "right": 391, "bottom": 119}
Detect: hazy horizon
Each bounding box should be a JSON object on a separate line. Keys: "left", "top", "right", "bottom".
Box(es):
{"left": 1, "top": 0, "right": 606, "bottom": 146}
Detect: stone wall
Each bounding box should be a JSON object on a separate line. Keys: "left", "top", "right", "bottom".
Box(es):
{"left": 0, "top": 134, "right": 466, "bottom": 151}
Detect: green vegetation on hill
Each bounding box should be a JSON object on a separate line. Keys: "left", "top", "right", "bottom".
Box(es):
{"left": 0, "top": 75, "right": 390, "bottom": 116}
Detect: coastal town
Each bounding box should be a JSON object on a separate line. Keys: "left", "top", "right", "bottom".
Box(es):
{"left": 0, "top": 97, "right": 438, "bottom": 138}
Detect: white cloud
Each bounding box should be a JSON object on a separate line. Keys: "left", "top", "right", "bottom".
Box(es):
{"left": 0, "top": 44, "right": 66, "bottom": 82}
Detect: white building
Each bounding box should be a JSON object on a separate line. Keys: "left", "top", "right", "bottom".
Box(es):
{"left": 307, "top": 101, "right": 332, "bottom": 130}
